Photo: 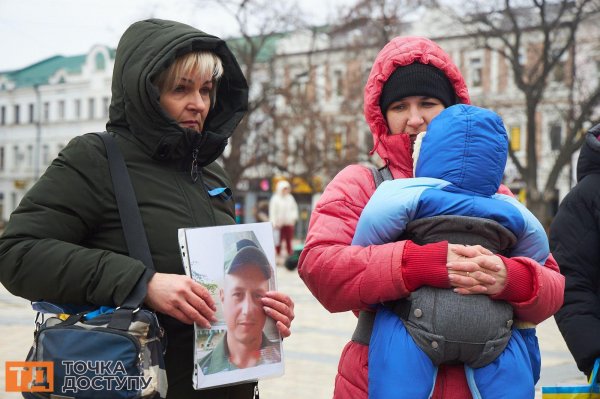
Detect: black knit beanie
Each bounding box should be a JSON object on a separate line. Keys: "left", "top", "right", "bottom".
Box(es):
{"left": 379, "top": 63, "right": 457, "bottom": 115}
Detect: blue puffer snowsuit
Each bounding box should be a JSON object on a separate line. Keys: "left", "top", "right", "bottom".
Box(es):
{"left": 353, "top": 105, "right": 548, "bottom": 399}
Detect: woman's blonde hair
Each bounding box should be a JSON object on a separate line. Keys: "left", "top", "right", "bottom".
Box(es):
{"left": 154, "top": 51, "right": 224, "bottom": 108}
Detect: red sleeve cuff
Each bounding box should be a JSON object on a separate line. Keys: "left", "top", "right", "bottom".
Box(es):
{"left": 401, "top": 240, "right": 450, "bottom": 292}
{"left": 491, "top": 255, "right": 535, "bottom": 302}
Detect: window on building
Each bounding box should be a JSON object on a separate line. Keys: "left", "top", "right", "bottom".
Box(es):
{"left": 88, "top": 98, "right": 95, "bottom": 120}
{"left": 470, "top": 57, "right": 482, "bottom": 88}
{"left": 28, "top": 103, "right": 35, "bottom": 124}
{"left": 102, "top": 97, "right": 110, "bottom": 118}
{"left": 11, "top": 192, "right": 17, "bottom": 213}
{"left": 510, "top": 126, "right": 521, "bottom": 151}
{"left": 74, "top": 99, "right": 81, "bottom": 120}
{"left": 14, "top": 104, "right": 20, "bottom": 125}
{"left": 0, "top": 146, "right": 4, "bottom": 171}
{"left": 43, "top": 102, "right": 50, "bottom": 122}
{"left": 95, "top": 52, "right": 106, "bottom": 70}
{"left": 12, "top": 145, "right": 19, "bottom": 169}
{"left": 334, "top": 70, "right": 343, "bottom": 96}
{"left": 42, "top": 144, "right": 50, "bottom": 166}
{"left": 549, "top": 123, "right": 562, "bottom": 151}
{"left": 553, "top": 62, "right": 565, "bottom": 83}
{"left": 518, "top": 48, "right": 526, "bottom": 66}
{"left": 26, "top": 145, "right": 34, "bottom": 169}
{"left": 552, "top": 50, "right": 568, "bottom": 83}
{"left": 58, "top": 100, "right": 65, "bottom": 121}
{"left": 293, "top": 72, "right": 308, "bottom": 98}
{"left": 1, "top": 105, "right": 5, "bottom": 125}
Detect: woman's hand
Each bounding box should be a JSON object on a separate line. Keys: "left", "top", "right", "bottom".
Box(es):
{"left": 261, "top": 291, "right": 295, "bottom": 338}
{"left": 144, "top": 273, "right": 217, "bottom": 327}
{"left": 446, "top": 244, "right": 508, "bottom": 295}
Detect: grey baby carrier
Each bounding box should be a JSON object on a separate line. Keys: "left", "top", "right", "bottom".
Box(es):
{"left": 394, "top": 214, "right": 516, "bottom": 368}
{"left": 352, "top": 166, "right": 517, "bottom": 368}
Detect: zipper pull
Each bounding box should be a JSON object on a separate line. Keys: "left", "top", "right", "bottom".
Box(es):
{"left": 190, "top": 148, "right": 199, "bottom": 183}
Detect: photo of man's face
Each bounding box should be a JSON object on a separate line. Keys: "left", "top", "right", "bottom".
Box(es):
{"left": 183, "top": 225, "right": 283, "bottom": 385}
{"left": 221, "top": 264, "right": 269, "bottom": 347}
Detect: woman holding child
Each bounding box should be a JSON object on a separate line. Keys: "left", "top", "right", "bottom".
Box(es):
{"left": 298, "top": 36, "right": 565, "bottom": 398}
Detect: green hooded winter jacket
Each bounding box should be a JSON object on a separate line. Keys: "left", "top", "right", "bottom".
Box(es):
{"left": 0, "top": 19, "right": 254, "bottom": 398}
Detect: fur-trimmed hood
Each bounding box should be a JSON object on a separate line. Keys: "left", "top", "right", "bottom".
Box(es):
{"left": 416, "top": 104, "right": 508, "bottom": 196}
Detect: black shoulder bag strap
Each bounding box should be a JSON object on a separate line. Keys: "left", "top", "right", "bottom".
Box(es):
{"left": 94, "top": 132, "right": 155, "bottom": 330}
{"left": 351, "top": 165, "right": 393, "bottom": 346}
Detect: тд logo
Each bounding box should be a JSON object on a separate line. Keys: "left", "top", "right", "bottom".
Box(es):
{"left": 6, "top": 361, "right": 54, "bottom": 392}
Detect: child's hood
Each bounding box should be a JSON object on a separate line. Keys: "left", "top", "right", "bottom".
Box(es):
{"left": 415, "top": 104, "right": 508, "bottom": 196}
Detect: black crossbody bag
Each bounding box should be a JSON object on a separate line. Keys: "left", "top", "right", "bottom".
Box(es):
{"left": 23, "top": 132, "right": 167, "bottom": 399}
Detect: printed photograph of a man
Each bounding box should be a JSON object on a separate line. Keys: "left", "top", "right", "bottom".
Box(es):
{"left": 198, "top": 236, "right": 281, "bottom": 375}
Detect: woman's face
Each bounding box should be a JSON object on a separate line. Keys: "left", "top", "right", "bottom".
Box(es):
{"left": 159, "top": 71, "right": 213, "bottom": 133}
{"left": 385, "top": 96, "right": 445, "bottom": 143}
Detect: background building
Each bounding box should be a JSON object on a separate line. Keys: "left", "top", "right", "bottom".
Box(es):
{"left": 0, "top": 45, "right": 113, "bottom": 222}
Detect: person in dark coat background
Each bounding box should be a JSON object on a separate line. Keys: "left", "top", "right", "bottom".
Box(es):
{"left": 550, "top": 123, "right": 600, "bottom": 378}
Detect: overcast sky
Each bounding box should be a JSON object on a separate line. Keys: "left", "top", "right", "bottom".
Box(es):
{"left": 0, "top": 0, "right": 352, "bottom": 72}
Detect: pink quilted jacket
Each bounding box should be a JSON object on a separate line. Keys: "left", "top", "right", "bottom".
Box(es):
{"left": 297, "top": 36, "right": 565, "bottom": 399}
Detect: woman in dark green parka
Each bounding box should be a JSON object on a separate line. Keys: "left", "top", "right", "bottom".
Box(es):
{"left": 0, "top": 19, "right": 294, "bottom": 398}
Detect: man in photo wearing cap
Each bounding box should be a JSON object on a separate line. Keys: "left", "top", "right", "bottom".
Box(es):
{"left": 200, "top": 238, "right": 281, "bottom": 375}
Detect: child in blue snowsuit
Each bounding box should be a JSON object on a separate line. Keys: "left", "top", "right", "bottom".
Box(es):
{"left": 353, "top": 104, "right": 548, "bottom": 399}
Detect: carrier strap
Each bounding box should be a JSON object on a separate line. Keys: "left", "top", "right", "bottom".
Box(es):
{"left": 352, "top": 165, "right": 393, "bottom": 345}
{"left": 352, "top": 303, "right": 412, "bottom": 346}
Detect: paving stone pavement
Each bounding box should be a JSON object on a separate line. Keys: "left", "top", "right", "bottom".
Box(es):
{"left": 0, "top": 267, "right": 587, "bottom": 398}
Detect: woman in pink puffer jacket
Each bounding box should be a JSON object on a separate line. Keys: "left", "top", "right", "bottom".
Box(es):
{"left": 297, "top": 36, "right": 565, "bottom": 399}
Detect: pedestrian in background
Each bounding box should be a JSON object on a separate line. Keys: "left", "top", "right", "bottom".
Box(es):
{"left": 550, "top": 124, "right": 600, "bottom": 380}
{"left": 269, "top": 180, "right": 299, "bottom": 257}
{"left": 255, "top": 199, "right": 270, "bottom": 223}
{"left": 298, "top": 35, "right": 565, "bottom": 398}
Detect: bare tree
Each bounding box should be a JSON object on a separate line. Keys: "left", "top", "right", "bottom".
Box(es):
{"left": 314, "top": 0, "right": 442, "bottom": 171}
{"left": 459, "top": 0, "right": 600, "bottom": 226}
{"left": 333, "top": 0, "right": 440, "bottom": 48}
{"left": 199, "top": 0, "right": 306, "bottom": 189}
{"left": 201, "top": 0, "right": 443, "bottom": 190}
{"left": 265, "top": 28, "right": 350, "bottom": 190}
